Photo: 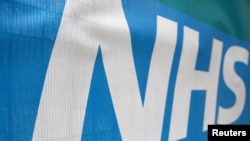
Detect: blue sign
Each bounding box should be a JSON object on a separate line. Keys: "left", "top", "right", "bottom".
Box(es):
{"left": 1, "top": 0, "right": 249, "bottom": 141}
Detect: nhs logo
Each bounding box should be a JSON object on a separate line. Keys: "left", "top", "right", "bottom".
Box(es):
{"left": 1, "top": 0, "right": 249, "bottom": 141}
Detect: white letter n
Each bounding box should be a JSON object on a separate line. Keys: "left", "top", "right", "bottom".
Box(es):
{"left": 32, "top": 0, "right": 177, "bottom": 141}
